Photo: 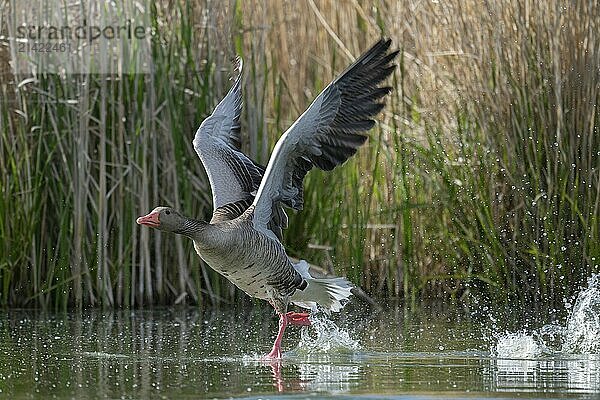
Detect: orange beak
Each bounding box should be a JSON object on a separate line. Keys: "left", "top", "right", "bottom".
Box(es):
{"left": 136, "top": 212, "right": 160, "bottom": 227}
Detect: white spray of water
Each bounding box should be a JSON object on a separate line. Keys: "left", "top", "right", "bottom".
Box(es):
{"left": 494, "top": 273, "right": 600, "bottom": 358}
{"left": 495, "top": 333, "right": 543, "bottom": 358}
{"left": 563, "top": 274, "right": 600, "bottom": 353}
{"left": 293, "top": 312, "right": 360, "bottom": 355}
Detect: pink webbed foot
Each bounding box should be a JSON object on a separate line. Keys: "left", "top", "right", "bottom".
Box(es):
{"left": 286, "top": 312, "right": 311, "bottom": 326}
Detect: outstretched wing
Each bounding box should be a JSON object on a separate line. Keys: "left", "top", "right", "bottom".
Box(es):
{"left": 249, "top": 39, "right": 398, "bottom": 237}
{"left": 193, "top": 59, "right": 287, "bottom": 237}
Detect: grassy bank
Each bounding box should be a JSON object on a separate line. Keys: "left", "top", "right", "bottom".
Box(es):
{"left": 1, "top": 0, "right": 598, "bottom": 309}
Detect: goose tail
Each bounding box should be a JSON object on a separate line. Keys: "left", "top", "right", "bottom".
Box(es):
{"left": 289, "top": 260, "right": 353, "bottom": 312}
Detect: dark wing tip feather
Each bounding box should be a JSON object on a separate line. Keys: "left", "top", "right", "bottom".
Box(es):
{"left": 356, "top": 38, "right": 392, "bottom": 65}
{"left": 333, "top": 38, "right": 394, "bottom": 84}
{"left": 198, "top": 56, "right": 246, "bottom": 151}
{"left": 233, "top": 56, "right": 243, "bottom": 75}
{"left": 296, "top": 39, "right": 396, "bottom": 206}
{"left": 268, "top": 39, "right": 398, "bottom": 214}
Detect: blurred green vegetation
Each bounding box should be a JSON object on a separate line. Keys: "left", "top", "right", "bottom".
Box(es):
{"left": 0, "top": 0, "right": 598, "bottom": 309}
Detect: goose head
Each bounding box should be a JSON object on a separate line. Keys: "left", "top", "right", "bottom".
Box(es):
{"left": 137, "top": 206, "right": 187, "bottom": 233}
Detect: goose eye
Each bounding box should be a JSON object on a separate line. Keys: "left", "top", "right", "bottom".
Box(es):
{"left": 165, "top": 210, "right": 171, "bottom": 215}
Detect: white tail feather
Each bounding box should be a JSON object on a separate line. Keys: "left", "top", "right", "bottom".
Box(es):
{"left": 290, "top": 260, "right": 353, "bottom": 312}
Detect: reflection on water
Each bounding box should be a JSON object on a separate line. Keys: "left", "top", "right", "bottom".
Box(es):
{"left": 491, "top": 357, "right": 600, "bottom": 393}
{"left": 0, "top": 300, "right": 599, "bottom": 398}
{"left": 298, "top": 362, "right": 360, "bottom": 393}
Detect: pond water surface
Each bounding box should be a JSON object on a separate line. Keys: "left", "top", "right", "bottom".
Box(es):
{"left": 1, "top": 277, "right": 600, "bottom": 399}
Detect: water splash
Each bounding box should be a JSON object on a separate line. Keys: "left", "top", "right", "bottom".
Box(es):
{"left": 563, "top": 274, "right": 600, "bottom": 353}
{"left": 495, "top": 333, "right": 543, "bottom": 358}
{"left": 292, "top": 312, "right": 360, "bottom": 355}
{"left": 494, "top": 273, "right": 600, "bottom": 357}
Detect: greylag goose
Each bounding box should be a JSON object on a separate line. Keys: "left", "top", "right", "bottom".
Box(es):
{"left": 137, "top": 39, "right": 398, "bottom": 358}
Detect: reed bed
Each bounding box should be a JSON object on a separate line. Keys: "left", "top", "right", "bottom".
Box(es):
{"left": 0, "top": 0, "right": 598, "bottom": 309}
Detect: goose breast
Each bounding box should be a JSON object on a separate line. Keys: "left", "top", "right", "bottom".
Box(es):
{"left": 193, "top": 221, "right": 302, "bottom": 300}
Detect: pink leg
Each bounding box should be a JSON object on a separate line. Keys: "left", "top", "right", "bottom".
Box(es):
{"left": 264, "top": 313, "right": 288, "bottom": 359}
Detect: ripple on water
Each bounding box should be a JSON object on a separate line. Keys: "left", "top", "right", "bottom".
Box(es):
{"left": 82, "top": 351, "right": 129, "bottom": 359}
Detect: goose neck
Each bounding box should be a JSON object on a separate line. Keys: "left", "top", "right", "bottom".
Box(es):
{"left": 174, "top": 218, "right": 207, "bottom": 239}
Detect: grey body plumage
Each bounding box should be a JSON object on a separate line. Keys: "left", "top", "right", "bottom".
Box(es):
{"left": 192, "top": 218, "right": 303, "bottom": 311}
